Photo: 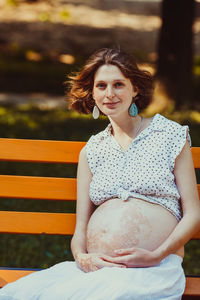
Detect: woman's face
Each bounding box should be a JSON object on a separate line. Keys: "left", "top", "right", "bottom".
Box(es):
{"left": 92, "top": 64, "right": 138, "bottom": 118}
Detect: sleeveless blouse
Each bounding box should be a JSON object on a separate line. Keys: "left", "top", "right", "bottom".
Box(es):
{"left": 85, "top": 113, "right": 192, "bottom": 221}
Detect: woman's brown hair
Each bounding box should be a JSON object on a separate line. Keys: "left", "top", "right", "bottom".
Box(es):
{"left": 66, "top": 48, "right": 154, "bottom": 114}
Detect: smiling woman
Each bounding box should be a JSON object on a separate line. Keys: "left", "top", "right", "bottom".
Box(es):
{"left": 67, "top": 47, "right": 153, "bottom": 116}
{"left": 92, "top": 64, "right": 137, "bottom": 118}
{"left": 0, "top": 48, "right": 199, "bottom": 300}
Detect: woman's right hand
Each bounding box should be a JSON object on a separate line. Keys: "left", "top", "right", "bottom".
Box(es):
{"left": 75, "top": 253, "right": 126, "bottom": 273}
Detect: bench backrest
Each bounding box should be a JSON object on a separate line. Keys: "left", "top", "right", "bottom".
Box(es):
{"left": 0, "top": 138, "right": 199, "bottom": 297}
{"left": 0, "top": 139, "right": 85, "bottom": 236}
{"left": 1, "top": 138, "right": 199, "bottom": 237}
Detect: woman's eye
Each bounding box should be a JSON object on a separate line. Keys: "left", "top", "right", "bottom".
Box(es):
{"left": 96, "top": 83, "right": 106, "bottom": 89}
{"left": 114, "top": 82, "right": 123, "bottom": 87}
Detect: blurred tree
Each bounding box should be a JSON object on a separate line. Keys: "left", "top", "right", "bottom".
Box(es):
{"left": 156, "top": 0, "right": 195, "bottom": 109}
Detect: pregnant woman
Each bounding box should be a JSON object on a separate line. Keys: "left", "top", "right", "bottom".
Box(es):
{"left": 0, "top": 48, "right": 200, "bottom": 300}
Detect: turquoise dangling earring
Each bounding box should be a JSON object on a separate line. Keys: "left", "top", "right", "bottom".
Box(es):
{"left": 129, "top": 102, "right": 138, "bottom": 117}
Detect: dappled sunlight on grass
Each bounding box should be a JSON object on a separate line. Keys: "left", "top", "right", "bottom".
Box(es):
{"left": 144, "top": 80, "right": 175, "bottom": 116}
{"left": 25, "top": 50, "right": 43, "bottom": 62}
{"left": 194, "top": 65, "right": 200, "bottom": 76}
{"left": 68, "top": 110, "right": 93, "bottom": 119}
{"left": 142, "top": 77, "right": 200, "bottom": 124}
{"left": 190, "top": 110, "right": 200, "bottom": 123}
{"left": 59, "top": 54, "right": 75, "bottom": 65}
{"left": 1, "top": 0, "right": 161, "bottom": 30}
{"left": 164, "top": 110, "right": 200, "bottom": 124}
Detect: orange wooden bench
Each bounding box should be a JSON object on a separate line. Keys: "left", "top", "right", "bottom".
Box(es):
{"left": 0, "top": 138, "right": 199, "bottom": 298}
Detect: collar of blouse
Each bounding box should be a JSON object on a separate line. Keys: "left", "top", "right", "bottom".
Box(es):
{"left": 103, "top": 113, "right": 166, "bottom": 151}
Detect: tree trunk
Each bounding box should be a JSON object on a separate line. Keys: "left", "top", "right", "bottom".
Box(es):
{"left": 156, "top": 0, "right": 195, "bottom": 109}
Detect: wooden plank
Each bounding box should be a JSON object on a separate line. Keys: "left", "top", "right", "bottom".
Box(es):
{"left": 193, "top": 230, "right": 200, "bottom": 239}
{"left": 184, "top": 276, "right": 200, "bottom": 296}
{"left": 191, "top": 147, "right": 200, "bottom": 168}
{"left": 0, "top": 176, "right": 199, "bottom": 201}
{"left": 0, "top": 139, "right": 85, "bottom": 163}
{"left": 0, "top": 269, "right": 36, "bottom": 288}
{"left": 0, "top": 210, "right": 199, "bottom": 238}
{"left": 0, "top": 138, "right": 198, "bottom": 167}
{"left": 0, "top": 175, "right": 76, "bottom": 200}
{"left": 0, "top": 211, "right": 76, "bottom": 235}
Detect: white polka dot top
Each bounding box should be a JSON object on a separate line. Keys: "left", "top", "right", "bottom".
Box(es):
{"left": 85, "top": 113, "right": 192, "bottom": 221}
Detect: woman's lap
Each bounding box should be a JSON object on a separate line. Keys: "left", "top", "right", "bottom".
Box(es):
{"left": 0, "top": 262, "right": 82, "bottom": 300}
{"left": 0, "top": 254, "right": 185, "bottom": 300}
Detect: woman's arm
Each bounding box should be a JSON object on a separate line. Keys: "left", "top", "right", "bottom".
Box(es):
{"left": 71, "top": 146, "right": 95, "bottom": 259}
{"left": 104, "top": 140, "right": 200, "bottom": 267}
{"left": 71, "top": 146, "right": 126, "bottom": 272}
{"left": 154, "top": 140, "right": 200, "bottom": 259}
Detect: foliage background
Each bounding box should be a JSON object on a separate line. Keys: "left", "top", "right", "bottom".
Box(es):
{"left": 0, "top": 0, "right": 199, "bottom": 275}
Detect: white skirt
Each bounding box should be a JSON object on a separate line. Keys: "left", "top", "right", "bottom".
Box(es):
{"left": 0, "top": 254, "right": 185, "bottom": 300}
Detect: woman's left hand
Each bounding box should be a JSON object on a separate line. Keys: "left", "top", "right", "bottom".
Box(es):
{"left": 103, "top": 247, "right": 162, "bottom": 268}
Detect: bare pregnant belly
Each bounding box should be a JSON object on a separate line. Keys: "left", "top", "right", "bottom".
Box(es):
{"left": 86, "top": 198, "right": 184, "bottom": 257}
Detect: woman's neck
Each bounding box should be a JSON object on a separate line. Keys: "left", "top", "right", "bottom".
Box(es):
{"left": 108, "top": 114, "right": 142, "bottom": 139}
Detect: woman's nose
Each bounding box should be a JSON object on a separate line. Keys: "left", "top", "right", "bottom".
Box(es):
{"left": 106, "top": 86, "right": 115, "bottom": 99}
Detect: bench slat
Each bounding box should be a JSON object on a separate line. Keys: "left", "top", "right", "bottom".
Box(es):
{"left": 0, "top": 269, "right": 35, "bottom": 288}
{"left": 0, "top": 175, "right": 199, "bottom": 201}
{"left": 0, "top": 211, "right": 76, "bottom": 235}
{"left": 0, "top": 139, "right": 85, "bottom": 163}
{"left": 191, "top": 147, "right": 200, "bottom": 168}
{"left": 0, "top": 175, "right": 76, "bottom": 200}
{"left": 184, "top": 276, "right": 200, "bottom": 296}
{"left": 0, "top": 139, "right": 199, "bottom": 167}
{"left": 0, "top": 211, "right": 199, "bottom": 238}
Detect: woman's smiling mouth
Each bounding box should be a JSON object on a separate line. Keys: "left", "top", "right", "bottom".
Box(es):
{"left": 104, "top": 102, "right": 120, "bottom": 108}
